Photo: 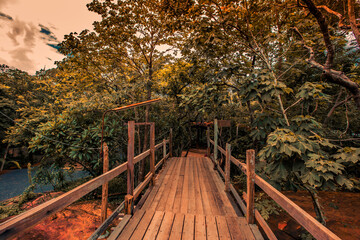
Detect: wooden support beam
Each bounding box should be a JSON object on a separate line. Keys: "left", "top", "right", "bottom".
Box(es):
{"left": 127, "top": 121, "right": 135, "bottom": 197}
{"left": 101, "top": 142, "right": 109, "bottom": 223}
{"left": 169, "top": 128, "right": 173, "bottom": 157}
{"left": 150, "top": 123, "right": 155, "bottom": 185}
{"left": 246, "top": 149, "right": 255, "bottom": 224}
{"left": 225, "top": 143, "right": 231, "bottom": 192}
{"left": 163, "top": 138, "right": 166, "bottom": 164}
{"left": 206, "top": 127, "right": 210, "bottom": 157}
{"left": 214, "top": 119, "right": 218, "bottom": 169}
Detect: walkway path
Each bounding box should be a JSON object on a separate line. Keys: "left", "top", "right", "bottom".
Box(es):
{"left": 111, "top": 157, "right": 263, "bottom": 240}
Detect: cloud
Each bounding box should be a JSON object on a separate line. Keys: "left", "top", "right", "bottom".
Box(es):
{"left": 6, "top": 18, "right": 37, "bottom": 47}
{"left": 0, "top": 11, "right": 13, "bottom": 21}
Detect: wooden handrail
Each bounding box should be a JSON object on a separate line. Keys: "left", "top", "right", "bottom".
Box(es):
{"left": 208, "top": 134, "right": 341, "bottom": 240}
{"left": 0, "top": 126, "right": 171, "bottom": 240}
{"left": 0, "top": 161, "right": 127, "bottom": 239}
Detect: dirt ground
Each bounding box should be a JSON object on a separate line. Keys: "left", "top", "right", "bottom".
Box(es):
{"left": 14, "top": 200, "right": 115, "bottom": 240}
{"left": 267, "top": 191, "right": 360, "bottom": 240}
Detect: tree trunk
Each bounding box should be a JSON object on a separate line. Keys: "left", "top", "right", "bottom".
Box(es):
{"left": 305, "top": 186, "right": 326, "bottom": 226}
{"left": 0, "top": 144, "right": 10, "bottom": 172}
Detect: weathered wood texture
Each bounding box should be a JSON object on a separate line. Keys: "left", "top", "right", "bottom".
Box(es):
{"left": 246, "top": 149, "right": 255, "bottom": 224}
{"left": 150, "top": 123, "right": 155, "bottom": 185}
{"left": 225, "top": 143, "right": 231, "bottom": 192}
{"left": 127, "top": 121, "right": 135, "bottom": 196}
{"left": 115, "top": 157, "right": 262, "bottom": 240}
{"left": 214, "top": 119, "right": 218, "bottom": 165}
{"left": 101, "top": 142, "right": 109, "bottom": 223}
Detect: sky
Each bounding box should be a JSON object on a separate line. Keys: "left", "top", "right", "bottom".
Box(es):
{"left": 0, "top": 0, "right": 100, "bottom": 74}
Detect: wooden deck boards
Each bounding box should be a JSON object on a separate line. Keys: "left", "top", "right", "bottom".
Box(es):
{"left": 115, "top": 157, "right": 262, "bottom": 240}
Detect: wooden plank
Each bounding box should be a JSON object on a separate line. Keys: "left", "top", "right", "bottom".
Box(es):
{"left": 129, "top": 210, "right": 156, "bottom": 240}
{"left": 182, "top": 214, "right": 195, "bottom": 240}
{"left": 242, "top": 192, "right": 277, "bottom": 240}
{"left": 133, "top": 172, "right": 153, "bottom": 201}
{"left": 214, "top": 119, "right": 218, "bottom": 164}
{"left": 206, "top": 215, "right": 219, "bottom": 240}
{"left": 88, "top": 201, "right": 125, "bottom": 240}
{"left": 150, "top": 123, "right": 155, "bottom": 185}
{"left": 199, "top": 158, "right": 219, "bottom": 215}
{"left": 127, "top": 121, "right": 135, "bottom": 196}
{"left": 172, "top": 158, "right": 186, "bottom": 213}
{"left": 196, "top": 158, "right": 212, "bottom": 215}
{"left": 143, "top": 211, "right": 165, "bottom": 240}
{"left": 155, "top": 142, "right": 163, "bottom": 150}
{"left": 237, "top": 217, "right": 256, "bottom": 240}
{"left": 169, "top": 128, "right": 173, "bottom": 157}
{"left": 141, "top": 158, "right": 177, "bottom": 211}
{"left": 180, "top": 158, "right": 190, "bottom": 214}
{"left": 246, "top": 149, "right": 255, "bottom": 224}
{"left": 101, "top": 142, "right": 109, "bottom": 222}
{"left": 147, "top": 158, "right": 179, "bottom": 211}
{"left": 250, "top": 224, "right": 265, "bottom": 240}
{"left": 156, "top": 212, "right": 175, "bottom": 240}
{"left": 0, "top": 160, "right": 127, "bottom": 240}
{"left": 117, "top": 210, "right": 146, "bottom": 239}
{"left": 230, "top": 184, "right": 247, "bottom": 214}
{"left": 206, "top": 161, "right": 237, "bottom": 217}
{"left": 194, "top": 158, "right": 204, "bottom": 215}
{"left": 216, "top": 215, "right": 231, "bottom": 240}
{"left": 226, "top": 216, "right": 246, "bottom": 240}
{"left": 134, "top": 149, "right": 150, "bottom": 164}
{"left": 225, "top": 144, "right": 231, "bottom": 192}
{"left": 169, "top": 213, "right": 184, "bottom": 240}
{"left": 163, "top": 139, "right": 167, "bottom": 165}
{"left": 164, "top": 158, "right": 184, "bottom": 211}
{"left": 201, "top": 158, "right": 225, "bottom": 216}
{"left": 187, "top": 158, "right": 197, "bottom": 214}
{"left": 218, "top": 120, "right": 231, "bottom": 127}
{"left": 218, "top": 145, "right": 226, "bottom": 156}
{"left": 230, "top": 156, "right": 247, "bottom": 174}
{"left": 195, "top": 214, "right": 207, "bottom": 240}
{"left": 255, "top": 174, "right": 341, "bottom": 240}
{"left": 107, "top": 214, "right": 131, "bottom": 240}
{"left": 157, "top": 158, "right": 183, "bottom": 211}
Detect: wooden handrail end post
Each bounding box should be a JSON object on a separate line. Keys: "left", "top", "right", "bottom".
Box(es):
{"left": 169, "top": 128, "right": 173, "bottom": 158}
{"left": 163, "top": 138, "right": 166, "bottom": 165}
{"left": 124, "top": 194, "right": 134, "bottom": 215}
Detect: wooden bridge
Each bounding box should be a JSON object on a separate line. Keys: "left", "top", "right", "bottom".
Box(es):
{"left": 0, "top": 100, "right": 342, "bottom": 240}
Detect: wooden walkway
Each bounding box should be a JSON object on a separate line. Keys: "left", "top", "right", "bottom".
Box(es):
{"left": 112, "top": 157, "right": 263, "bottom": 240}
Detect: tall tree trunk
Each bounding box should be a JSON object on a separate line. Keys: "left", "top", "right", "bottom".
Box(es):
{"left": 139, "top": 69, "right": 153, "bottom": 182}
{"left": 0, "top": 144, "right": 10, "bottom": 172}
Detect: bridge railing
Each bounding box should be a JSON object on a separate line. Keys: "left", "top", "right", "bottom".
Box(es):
{"left": 207, "top": 119, "right": 341, "bottom": 240}
{"left": 0, "top": 121, "right": 172, "bottom": 240}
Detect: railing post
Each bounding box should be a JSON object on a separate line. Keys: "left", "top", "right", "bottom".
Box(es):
{"left": 246, "top": 149, "right": 255, "bottom": 224}
{"left": 214, "top": 119, "right": 218, "bottom": 168}
{"left": 101, "top": 142, "right": 109, "bottom": 222}
{"left": 163, "top": 138, "right": 166, "bottom": 163}
{"left": 125, "top": 121, "right": 135, "bottom": 215}
{"left": 206, "top": 127, "right": 210, "bottom": 157}
{"left": 169, "top": 128, "right": 173, "bottom": 158}
{"left": 225, "top": 143, "right": 231, "bottom": 192}
{"left": 150, "top": 123, "right": 155, "bottom": 185}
